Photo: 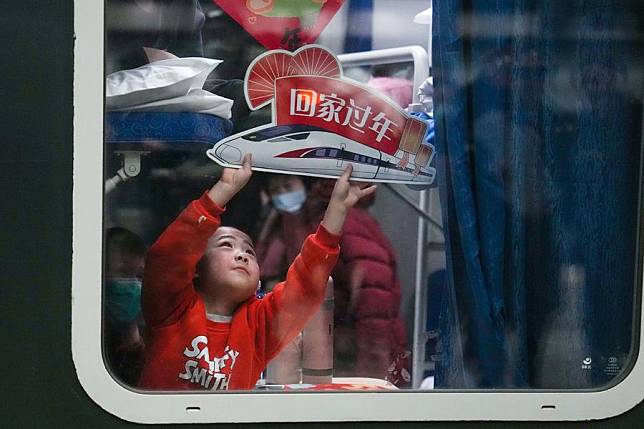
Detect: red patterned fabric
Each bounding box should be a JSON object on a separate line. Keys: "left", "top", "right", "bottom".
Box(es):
{"left": 283, "top": 383, "right": 393, "bottom": 391}
{"left": 213, "top": 0, "right": 345, "bottom": 51}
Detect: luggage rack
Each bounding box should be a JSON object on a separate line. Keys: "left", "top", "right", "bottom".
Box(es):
{"left": 104, "top": 111, "right": 233, "bottom": 193}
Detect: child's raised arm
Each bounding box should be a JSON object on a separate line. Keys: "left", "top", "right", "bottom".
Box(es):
{"left": 321, "top": 164, "right": 377, "bottom": 235}
{"left": 254, "top": 164, "right": 376, "bottom": 361}
{"left": 207, "top": 154, "right": 253, "bottom": 207}
{"left": 142, "top": 155, "right": 253, "bottom": 327}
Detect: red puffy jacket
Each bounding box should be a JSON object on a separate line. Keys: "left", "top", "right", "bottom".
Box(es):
{"left": 331, "top": 207, "right": 409, "bottom": 381}
{"left": 256, "top": 182, "right": 409, "bottom": 383}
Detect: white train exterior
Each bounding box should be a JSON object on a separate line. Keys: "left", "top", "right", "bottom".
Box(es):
{"left": 207, "top": 123, "right": 436, "bottom": 185}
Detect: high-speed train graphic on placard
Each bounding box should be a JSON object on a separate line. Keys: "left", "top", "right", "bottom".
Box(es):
{"left": 206, "top": 45, "right": 436, "bottom": 186}
{"left": 208, "top": 123, "right": 436, "bottom": 184}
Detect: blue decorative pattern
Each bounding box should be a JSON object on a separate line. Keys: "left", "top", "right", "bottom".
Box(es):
{"left": 105, "top": 112, "right": 233, "bottom": 151}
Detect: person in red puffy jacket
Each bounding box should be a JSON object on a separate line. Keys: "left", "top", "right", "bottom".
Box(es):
{"left": 256, "top": 174, "right": 410, "bottom": 385}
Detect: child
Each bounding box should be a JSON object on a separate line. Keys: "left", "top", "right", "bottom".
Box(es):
{"left": 138, "top": 154, "right": 376, "bottom": 390}
{"left": 104, "top": 227, "right": 146, "bottom": 386}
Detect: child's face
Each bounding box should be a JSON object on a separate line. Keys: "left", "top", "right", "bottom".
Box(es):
{"left": 200, "top": 227, "right": 260, "bottom": 303}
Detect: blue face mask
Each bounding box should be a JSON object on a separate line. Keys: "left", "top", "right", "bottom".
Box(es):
{"left": 106, "top": 278, "right": 142, "bottom": 323}
{"left": 271, "top": 189, "right": 307, "bottom": 214}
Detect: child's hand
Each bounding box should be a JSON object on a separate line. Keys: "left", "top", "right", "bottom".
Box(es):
{"left": 321, "top": 164, "right": 377, "bottom": 235}
{"left": 207, "top": 154, "right": 253, "bottom": 207}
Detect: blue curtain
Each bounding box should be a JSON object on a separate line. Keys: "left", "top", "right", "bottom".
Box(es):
{"left": 432, "top": 0, "right": 643, "bottom": 388}
{"left": 343, "top": 0, "right": 373, "bottom": 53}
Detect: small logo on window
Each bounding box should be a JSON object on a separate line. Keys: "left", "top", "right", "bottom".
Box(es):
{"left": 581, "top": 357, "right": 592, "bottom": 370}
{"left": 604, "top": 356, "right": 621, "bottom": 376}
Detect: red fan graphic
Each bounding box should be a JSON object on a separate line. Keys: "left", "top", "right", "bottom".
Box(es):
{"left": 289, "top": 46, "right": 341, "bottom": 78}
{"left": 245, "top": 45, "right": 342, "bottom": 110}
{"left": 246, "top": 52, "right": 294, "bottom": 109}
{"left": 208, "top": 45, "right": 437, "bottom": 187}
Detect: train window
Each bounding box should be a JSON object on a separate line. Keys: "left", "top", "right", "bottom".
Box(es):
{"left": 248, "top": 126, "right": 306, "bottom": 141}
{"left": 289, "top": 133, "right": 311, "bottom": 141}
{"left": 72, "top": 0, "right": 644, "bottom": 424}
{"left": 267, "top": 137, "right": 293, "bottom": 143}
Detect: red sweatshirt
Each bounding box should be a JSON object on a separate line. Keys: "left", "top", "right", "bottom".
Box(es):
{"left": 138, "top": 192, "right": 340, "bottom": 391}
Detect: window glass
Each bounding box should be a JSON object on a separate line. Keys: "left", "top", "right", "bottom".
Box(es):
{"left": 103, "top": 0, "right": 642, "bottom": 393}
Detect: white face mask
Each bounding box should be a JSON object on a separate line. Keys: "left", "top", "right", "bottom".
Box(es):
{"left": 271, "top": 189, "right": 307, "bottom": 214}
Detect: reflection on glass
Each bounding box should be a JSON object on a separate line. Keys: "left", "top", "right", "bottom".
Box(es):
{"left": 102, "top": 0, "right": 642, "bottom": 392}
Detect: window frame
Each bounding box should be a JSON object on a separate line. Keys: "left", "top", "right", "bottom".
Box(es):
{"left": 72, "top": 0, "right": 644, "bottom": 423}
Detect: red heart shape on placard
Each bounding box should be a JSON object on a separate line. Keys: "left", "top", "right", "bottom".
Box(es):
{"left": 245, "top": 46, "right": 342, "bottom": 110}
{"left": 213, "top": 0, "right": 346, "bottom": 51}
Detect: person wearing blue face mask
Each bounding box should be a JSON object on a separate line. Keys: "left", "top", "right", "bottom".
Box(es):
{"left": 267, "top": 174, "right": 308, "bottom": 214}
{"left": 256, "top": 175, "right": 312, "bottom": 290}
{"left": 105, "top": 227, "right": 147, "bottom": 386}
{"left": 255, "top": 174, "right": 409, "bottom": 386}
{"left": 106, "top": 277, "right": 143, "bottom": 326}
